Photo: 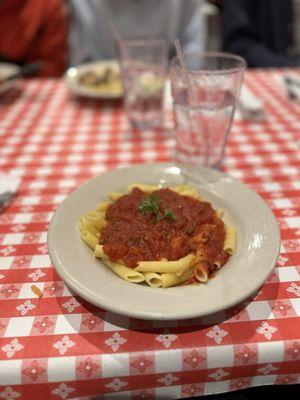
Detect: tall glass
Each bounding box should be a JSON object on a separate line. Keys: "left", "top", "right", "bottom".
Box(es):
{"left": 170, "top": 52, "right": 246, "bottom": 169}
{"left": 119, "top": 38, "right": 168, "bottom": 130}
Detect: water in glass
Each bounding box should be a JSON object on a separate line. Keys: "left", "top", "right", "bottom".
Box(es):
{"left": 170, "top": 52, "right": 245, "bottom": 169}
{"left": 174, "top": 87, "right": 235, "bottom": 168}
{"left": 122, "top": 62, "right": 165, "bottom": 129}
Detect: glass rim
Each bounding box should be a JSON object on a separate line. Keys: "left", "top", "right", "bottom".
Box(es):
{"left": 120, "top": 37, "right": 169, "bottom": 48}
{"left": 170, "top": 51, "right": 247, "bottom": 75}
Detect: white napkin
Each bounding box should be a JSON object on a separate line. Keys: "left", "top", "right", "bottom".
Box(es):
{"left": 238, "top": 84, "right": 266, "bottom": 122}
{"left": 0, "top": 172, "right": 20, "bottom": 211}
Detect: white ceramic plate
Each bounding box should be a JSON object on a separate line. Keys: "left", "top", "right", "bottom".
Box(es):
{"left": 0, "top": 63, "right": 20, "bottom": 95}
{"left": 48, "top": 163, "right": 280, "bottom": 320}
{"left": 65, "top": 60, "right": 123, "bottom": 99}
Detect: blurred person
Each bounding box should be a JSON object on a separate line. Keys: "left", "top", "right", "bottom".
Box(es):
{"left": 69, "top": 0, "right": 205, "bottom": 66}
{"left": 223, "top": 0, "right": 300, "bottom": 67}
{"left": 0, "top": 0, "right": 68, "bottom": 76}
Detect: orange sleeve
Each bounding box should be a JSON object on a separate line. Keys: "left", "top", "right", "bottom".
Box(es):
{"left": 28, "top": 0, "right": 69, "bottom": 77}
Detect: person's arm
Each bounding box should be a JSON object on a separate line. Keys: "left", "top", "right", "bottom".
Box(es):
{"left": 29, "top": 0, "right": 68, "bottom": 76}
{"left": 223, "top": 0, "right": 297, "bottom": 67}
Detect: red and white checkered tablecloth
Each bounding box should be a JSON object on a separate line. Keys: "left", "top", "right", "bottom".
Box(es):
{"left": 0, "top": 70, "right": 299, "bottom": 400}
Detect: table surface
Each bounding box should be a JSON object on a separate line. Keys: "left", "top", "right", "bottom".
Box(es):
{"left": 0, "top": 70, "right": 299, "bottom": 400}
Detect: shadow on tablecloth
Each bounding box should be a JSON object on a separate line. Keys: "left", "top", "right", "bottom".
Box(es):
{"left": 69, "top": 94, "right": 123, "bottom": 110}
{"left": 58, "top": 279, "right": 280, "bottom": 350}
{"left": 0, "top": 87, "right": 23, "bottom": 105}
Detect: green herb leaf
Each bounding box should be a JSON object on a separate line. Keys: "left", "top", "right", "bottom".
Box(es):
{"left": 138, "top": 194, "right": 176, "bottom": 222}
{"left": 164, "top": 209, "right": 176, "bottom": 221}
{"left": 138, "top": 193, "right": 160, "bottom": 217}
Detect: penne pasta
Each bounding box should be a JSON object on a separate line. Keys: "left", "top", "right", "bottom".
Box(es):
{"left": 180, "top": 190, "right": 199, "bottom": 198}
{"left": 103, "top": 259, "right": 145, "bottom": 283}
{"left": 78, "top": 217, "right": 99, "bottom": 236}
{"left": 109, "top": 192, "right": 123, "bottom": 201}
{"left": 127, "top": 183, "right": 159, "bottom": 193}
{"left": 172, "top": 184, "right": 200, "bottom": 199}
{"left": 86, "top": 210, "right": 106, "bottom": 231}
{"left": 214, "top": 260, "right": 223, "bottom": 270}
{"left": 224, "top": 226, "right": 237, "bottom": 255}
{"left": 216, "top": 209, "right": 224, "bottom": 218}
{"left": 95, "top": 245, "right": 145, "bottom": 284}
{"left": 172, "top": 184, "right": 192, "bottom": 193}
{"left": 176, "top": 255, "right": 197, "bottom": 276}
{"left": 194, "top": 262, "right": 209, "bottom": 283}
{"left": 143, "top": 272, "right": 163, "bottom": 287}
{"left": 80, "top": 230, "right": 98, "bottom": 251}
{"left": 96, "top": 201, "right": 111, "bottom": 212}
{"left": 161, "top": 268, "right": 193, "bottom": 288}
{"left": 136, "top": 254, "right": 195, "bottom": 273}
{"left": 94, "top": 244, "right": 108, "bottom": 259}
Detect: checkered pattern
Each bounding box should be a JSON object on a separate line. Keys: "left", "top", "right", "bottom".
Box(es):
{"left": 0, "top": 70, "right": 300, "bottom": 400}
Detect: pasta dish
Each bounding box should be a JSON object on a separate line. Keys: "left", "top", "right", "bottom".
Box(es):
{"left": 79, "top": 184, "right": 236, "bottom": 288}
{"left": 78, "top": 66, "right": 122, "bottom": 93}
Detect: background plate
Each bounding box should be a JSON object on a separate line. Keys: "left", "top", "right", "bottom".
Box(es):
{"left": 65, "top": 60, "right": 123, "bottom": 99}
{"left": 0, "top": 63, "right": 20, "bottom": 95}
{"left": 48, "top": 163, "right": 280, "bottom": 320}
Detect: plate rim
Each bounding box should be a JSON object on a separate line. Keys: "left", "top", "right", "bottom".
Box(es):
{"left": 48, "top": 162, "right": 281, "bottom": 320}
{"left": 0, "top": 63, "right": 21, "bottom": 94}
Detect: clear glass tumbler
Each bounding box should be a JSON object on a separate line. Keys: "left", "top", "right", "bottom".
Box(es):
{"left": 170, "top": 52, "right": 246, "bottom": 169}
{"left": 119, "top": 38, "right": 168, "bottom": 130}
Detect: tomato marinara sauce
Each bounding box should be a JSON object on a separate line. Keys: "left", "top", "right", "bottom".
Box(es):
{"left": 100, "top": 188, "right": 228, "bottom": 269}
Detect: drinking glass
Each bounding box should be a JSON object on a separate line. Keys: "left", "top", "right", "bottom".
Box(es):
{"left": 170, "top": 52, "right": 246, "bottom": 169}
{"left": 119, "top": 38, "right": 168, "bottom": 130}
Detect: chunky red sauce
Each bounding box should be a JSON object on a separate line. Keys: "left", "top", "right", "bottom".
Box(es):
{"left": 100, "top": 188, "right": 228, "bottom": 269}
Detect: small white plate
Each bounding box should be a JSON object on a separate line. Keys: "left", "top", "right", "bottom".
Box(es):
{"left": 65, "top": 60, "right": 123, "bottom": 99}
{"left": 48, "top": 163, "right": 280, "bottom": 320}
{"left": 0, "top": 63, "right": 20, "bottom": 95}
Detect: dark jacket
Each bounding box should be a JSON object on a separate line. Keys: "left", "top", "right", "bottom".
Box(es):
{"left": 223, "top": 0, "right": 299, "bottom": 67}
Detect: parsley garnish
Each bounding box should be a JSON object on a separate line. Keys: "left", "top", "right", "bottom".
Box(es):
{"left": 138, "top": 193, "right": 176, "bottom": 222}
{"left": 138, "top": 193, "right": 160, "bottom": 219}
{"left": 163, "top": 209, "right": 177, "bottom": 221}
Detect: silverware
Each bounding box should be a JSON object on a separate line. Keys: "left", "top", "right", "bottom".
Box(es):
{"left": 283, "top": 75, "right": 300, "bottom": 100}
{"left": 284, "top": 75, "right": 300, "bottom": 88}
{"left": 0, "top": 191, "right": 14, "bottom": 212}
{"left": 0, "top": 61, "right": 43, "bottom": 85}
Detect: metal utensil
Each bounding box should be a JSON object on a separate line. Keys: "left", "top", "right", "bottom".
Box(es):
{"left": 283, "top": 75, "right": 300, "bottom": 101}
{"left": 0, "top": 61, "right": 43, "bottom": 85}
{"left": 0, "top": 191, "right": 14, "bottom": 213}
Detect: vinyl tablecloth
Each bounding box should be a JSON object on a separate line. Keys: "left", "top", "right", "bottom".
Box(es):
{"left": 0, "top": 70, "right": 299, "bottom": 400}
